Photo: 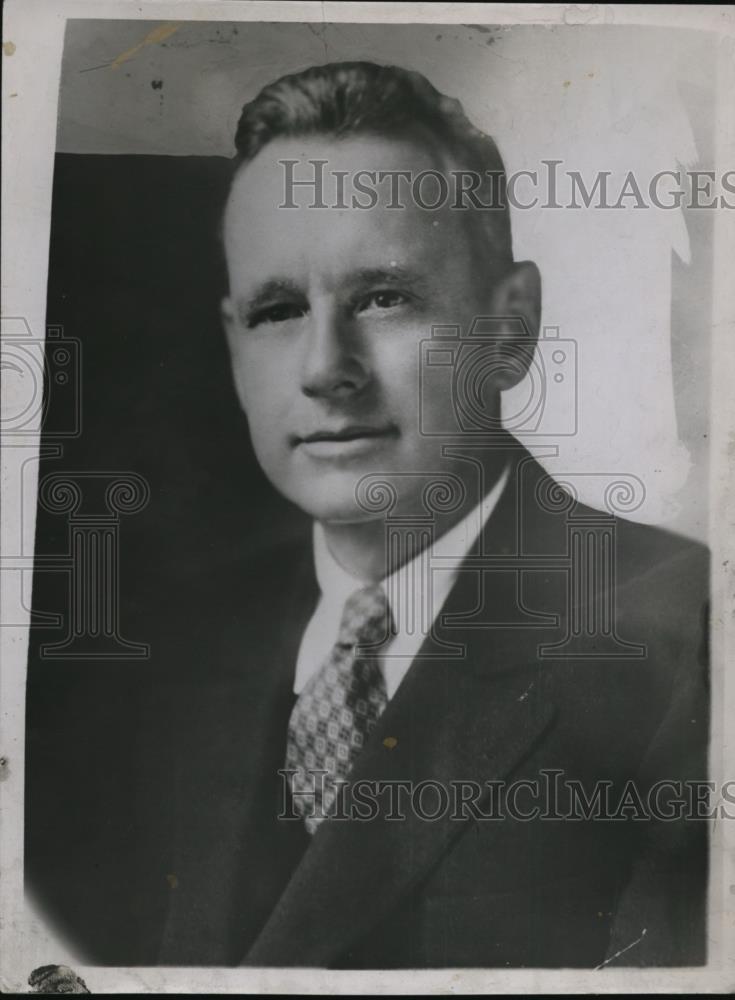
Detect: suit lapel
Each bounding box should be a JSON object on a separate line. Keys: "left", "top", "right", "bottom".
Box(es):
{"left": 245, "top": 451, "right": 565, "bottom": 967}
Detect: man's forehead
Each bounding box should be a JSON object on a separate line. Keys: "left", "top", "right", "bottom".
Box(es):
{"left": 222, "top": 135, "right": 476, "bottom": 283}
{"left": 226, "top": 133, "right": 447, "bottom": 211}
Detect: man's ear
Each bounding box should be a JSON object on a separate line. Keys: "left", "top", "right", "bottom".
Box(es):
{"left": 220, "top": 295, "right": 237, "bottom": 343}
{"left": 491, "top": 260, "right": 541, "bottom": 336}
{"left": 220, "top": 295, "right": 249, "bottom": 414}
{"left": 484, "top": 260, "right": 542, "bottom": 390}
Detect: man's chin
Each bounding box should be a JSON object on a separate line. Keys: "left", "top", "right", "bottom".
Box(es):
{"left": 282, "top": 487, "right": 386, "bottom": 526}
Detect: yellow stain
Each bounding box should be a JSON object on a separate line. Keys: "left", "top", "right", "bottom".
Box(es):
{"left": 383, "top": 736, "right": 398, "bottom": 750}
{"left": 3, "top": 41, "right": 16, "bottom": 56}
{"left": 111, "top": 23, "right": 179, "bottom": 70}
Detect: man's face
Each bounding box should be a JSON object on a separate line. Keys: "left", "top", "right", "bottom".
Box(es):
{"left": 222, "top": 135, "right": 500, "bottom": 524}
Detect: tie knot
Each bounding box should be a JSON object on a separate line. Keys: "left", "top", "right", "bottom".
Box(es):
{"left": 337, "top": 584, "right": 393, "bottom": 648}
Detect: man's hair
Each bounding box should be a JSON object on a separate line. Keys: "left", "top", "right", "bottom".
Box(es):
{"left": 231, "top": 61, "right": 513, "bottom": 267}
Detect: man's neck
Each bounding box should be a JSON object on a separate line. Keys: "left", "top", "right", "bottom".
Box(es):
{"left": 320, "top": 451, "right": 511, "bottom": 583}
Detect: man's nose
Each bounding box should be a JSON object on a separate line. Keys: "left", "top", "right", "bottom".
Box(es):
{"left": 300, "top": 304, "right": 370, "bottom": 400}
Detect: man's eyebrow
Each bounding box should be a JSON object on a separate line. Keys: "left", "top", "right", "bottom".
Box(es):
{"left": 235, "top": 266, "right": 425, "bottom": 321}
{"left": 236, "top": 279, "right": 305, "bottom": 319}
{"left": 349, "top": 266, "right": 426, "bottom": 288}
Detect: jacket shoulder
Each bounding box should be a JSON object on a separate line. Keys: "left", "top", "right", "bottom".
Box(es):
{"left": 609, "top": 515, "right": 709, "bottom": 612}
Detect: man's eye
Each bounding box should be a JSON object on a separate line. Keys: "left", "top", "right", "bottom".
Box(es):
{"left": 247, "top": 303, "right": 307, "bottom": 329}
{"left": 356, "top": 290, "right": 410, "bottom": 313}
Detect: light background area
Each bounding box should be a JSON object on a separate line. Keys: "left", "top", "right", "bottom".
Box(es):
{"left": 55, "top": 18, "right": 716, "bottom": 540}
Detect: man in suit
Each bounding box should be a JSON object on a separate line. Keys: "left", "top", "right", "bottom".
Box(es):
{"left": 27, "top": 61, "right": 709, "bottom": 969}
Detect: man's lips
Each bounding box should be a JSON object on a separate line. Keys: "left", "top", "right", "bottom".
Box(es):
{"left": 291, "top": 424, "right": 399, "bottom": 456}
{"left": 292, "top": 424, "right": 398, "bottom": 446}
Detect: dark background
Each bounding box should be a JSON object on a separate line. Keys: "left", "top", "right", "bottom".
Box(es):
{"left": 37, "top": 153, "right": 307, "bottom": 583}
{"left": 25, "top": 154, "right": 308, "bottom": 962}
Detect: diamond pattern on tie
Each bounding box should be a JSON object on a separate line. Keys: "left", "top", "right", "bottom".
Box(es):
{"left": 286, "top": 584, "right": 392, "bottom": 834}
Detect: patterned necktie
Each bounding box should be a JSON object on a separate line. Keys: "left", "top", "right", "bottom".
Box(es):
{"left": 286, "top": 584, "right": 393, "bottom": 834}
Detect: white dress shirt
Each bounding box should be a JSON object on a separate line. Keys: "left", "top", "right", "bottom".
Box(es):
{"left": 293, "top": 463, "right": 510, "bottom": 700}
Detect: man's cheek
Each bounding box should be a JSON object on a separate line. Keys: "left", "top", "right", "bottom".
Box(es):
{"left": 240, "top": 380, "right": 278, "bottom": 423}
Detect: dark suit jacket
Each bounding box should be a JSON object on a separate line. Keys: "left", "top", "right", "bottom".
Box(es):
{"left": 25, "top": 448, "right": 709, "bottom": 968}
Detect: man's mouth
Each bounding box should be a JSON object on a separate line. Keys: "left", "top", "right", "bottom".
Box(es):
{"left": 292, "top": 424, "right": 399, "bottom": 457}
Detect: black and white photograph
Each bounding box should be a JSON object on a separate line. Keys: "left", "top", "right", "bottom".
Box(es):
{"left": 2, "top": 2, "right": 734, "bottom": 993}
